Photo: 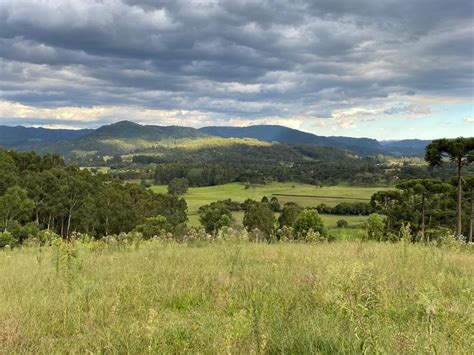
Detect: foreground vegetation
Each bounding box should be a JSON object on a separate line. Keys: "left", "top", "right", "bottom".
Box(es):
{"left": 1, "top": 240, "right": 472, "bottom": 353}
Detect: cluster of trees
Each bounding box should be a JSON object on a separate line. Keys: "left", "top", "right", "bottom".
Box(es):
{"left": 144, "top": 143, "right": 397, "bottom": 187}
{"left": 315, "top": 202, "right": 372, "bottom": 215}
{"left": 0, "top": 149, "right": 188, "bottom": 245}
{"left": 198, "top": 198, "right": 328, "bottom": 241}
{"left": 105, "top": 141, "right": 466, "bottom": 188}
{"left": 167, "top": 177, "right": 189, "bottom": 195}
{"left": 153, "top": 160, "right": 393, "bottom": 187}
{"left": 371, "top": 138, "right": 474, "bottom": 242}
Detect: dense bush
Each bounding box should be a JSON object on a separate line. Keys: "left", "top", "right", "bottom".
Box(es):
{"left": 365, "top": 214, "right": 385, "bottom": 241}
{"left": 316, "top": 202, "right": 372, "bottom": 215}
{"left": 198, "top": 202, "right": 233, "bottom": 234}
{"left": 278, "top": 202, "right": 303, "bottom": 228}
{"left": 0, "top": 231, "right": 17, "bottom": 248}
{"left": 293, "top": 210, "right": 327, "bottom": 240}
{"left": 336, "top": 219, "right": 348, "bottom": 228}
{"left": 243, "top": 202, "right": 274, "bottom": 238}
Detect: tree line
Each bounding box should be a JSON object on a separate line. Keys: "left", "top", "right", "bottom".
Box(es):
{"left": 0, "top": 149, "right": 187, "bottom": 245}
{"left": 371, "top": 138, "right": 474, "bottom": 242}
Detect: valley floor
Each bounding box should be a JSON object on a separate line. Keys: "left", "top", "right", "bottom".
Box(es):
{"left": 1, "top": 241, "right": 472, "bottom": 353}
{"left": 151, "top": 182, "right": 393, "bottom": 233}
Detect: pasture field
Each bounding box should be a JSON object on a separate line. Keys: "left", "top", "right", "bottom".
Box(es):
{"left": 152, "top": 182, "right": 390, "bottom": 231}
{"left": 151, "top": 182, "right": 392, "bottom": 213}
{"left": 1, "top": 241, "right": 472, "bottom": 353}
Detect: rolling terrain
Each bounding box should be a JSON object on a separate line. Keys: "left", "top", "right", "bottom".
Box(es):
{"left": 200, "top": 125, "right": 430, "bottom": 156}
{"left": 0, "top": 125, "right": 91, "bottom": 148}
{"left": 151, "top": 182, "right": 393, "bottom": 230}
{"left": 0, "top": 121, "right": 430, "bottom": 158}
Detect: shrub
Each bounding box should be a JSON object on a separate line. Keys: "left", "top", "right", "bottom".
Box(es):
{"left": 276, "top": 225, "right": 295, "bottom": 242}
{"left": 0, "top": 231, "right": 17, "bottom": 248}
{"left": 248, "top": 228, "right": 268, "bottom": 242}
{"left": 134, "top": 216, "right": 169, "bottom": 239}
{"left": 399, "top": 222, "right": 412, "bottom": 243}
{"left": 183, "top": 228, "right": 212, "bottom": 243}
{"left": 336, "top": 219, "right": 348, "bottom": 228}
{"left": 304, "top": 228, "right": 322, "bottom": 243}
{"left": 439, "top": 231, "right": 465, "bottom": 249}
{"left": 199, "top": 202, "right": 233, "bottom": 234}
{"left": 365, "top": 213, "right": 385, "bottom": 241}
{"left": 269, "top": 196, "right": 281, "bottom": 212}
{"left": 293, "top": 210, "right": 327, "bottom": 240}
{"left": 37, "top": 229, "right": 60, "bottom": 246}
{"left": 216, "top": 226, "right": 247, "bottom": 242}
{"left": 278, "top": 202, "right": 303, "bottom": 228}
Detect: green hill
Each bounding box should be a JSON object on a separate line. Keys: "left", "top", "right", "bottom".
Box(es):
{"left": 199, "top": 125, "right": 431, "bottom": 156}
{"left": 24, "top": 121, "right": 211, "bottom": 158}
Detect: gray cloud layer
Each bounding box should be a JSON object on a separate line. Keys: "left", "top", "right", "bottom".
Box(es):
{"left": 0, "top": 0, "right": 473, "bottom": 128}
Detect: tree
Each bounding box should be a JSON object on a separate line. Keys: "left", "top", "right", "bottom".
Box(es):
{"left": 425, "top": 138, "right": 474, "bottom": 237}
{"left": 365, "top": 213, "right": 385, "bottom": 241}
{"left": 0, "top": 186, "right": 34, "bottom": 228}
{"left": 464, "top": 177, "right": 474, "bottom": 243}
{"left": 198, "top": 202, "right": 233, "bottom": 234}
{"left": 293, "top": 209, "right": 327, "bottom": 240}
{"left": 337, "top": 219, "right": 348, "bottom": 228}
{"left": 167, "top": 177, "right": 189, "bottom": 195}
{"left": 370, "top": 190, "right": 403, "bottom": 232}
{"left": 269, "top": 196, "right": 281, "bottom": 212}
{"left": 278, "top": 202, "right": 303, "bottom": 228}
{"left": 397, "top": 179, "right": 452, "bottom": 241}
{"left": 0, "top": 150, "right": 18, "bottom": 195}
{"left": 243, "top": 202, "right": 274, "bottom": 238}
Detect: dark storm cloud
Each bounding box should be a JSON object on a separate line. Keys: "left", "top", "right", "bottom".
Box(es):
{"left": 0, "top": 0, "right": 472, "bottom": 126}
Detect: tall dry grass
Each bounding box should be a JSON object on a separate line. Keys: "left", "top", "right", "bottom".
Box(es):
{"left": 0, "top": 240, "right": 472, "bottom": 353}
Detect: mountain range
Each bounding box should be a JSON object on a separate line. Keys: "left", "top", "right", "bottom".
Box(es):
{"left": 0, "top": 121, "right": 431, "bottom": 158}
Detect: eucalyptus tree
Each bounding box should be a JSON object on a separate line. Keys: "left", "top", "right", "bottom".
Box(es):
{"left": 278, "top": 202, "right": 303, "bottom": 228}
{"left": 0, "top": 186, "right": 34, "bottom": 229}
{"left": 243, "top": 202, "right": 274, "bottom": 238}
{"left": 425, "top": 138, "right": 474, "bottom": 237}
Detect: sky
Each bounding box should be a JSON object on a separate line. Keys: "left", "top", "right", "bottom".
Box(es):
{"left": 0, "top": 0, "right": 473, "bottom": 140}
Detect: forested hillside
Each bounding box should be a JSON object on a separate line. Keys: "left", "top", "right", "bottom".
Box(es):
{"left": 0, "top": 125, "right": 91, "bottom": 148}
{"left": 199, "top": 125, "right": 430, "bottom": 156}
{"left": 0, "top": 149, "right": 187, "bottom": 242}
{"left": 1, "top": 121, "right": 430, "bottom": 158}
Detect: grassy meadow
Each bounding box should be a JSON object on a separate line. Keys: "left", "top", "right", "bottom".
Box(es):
{"left": 1, "top": 241, "right": 472, "bottom": 353}
{"left": 151, "top": 182, "right": 392, "bottom": 230}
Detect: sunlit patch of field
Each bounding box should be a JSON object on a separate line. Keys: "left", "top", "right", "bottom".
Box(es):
{"left": 177, "top": 137, "right": 272, "bottom": 149}
{"left": 151, "top": 182, "right": 393, "bottom": 214}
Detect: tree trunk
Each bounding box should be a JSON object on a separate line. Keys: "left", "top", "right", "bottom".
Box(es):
{"left": 469, "top": 189, "right": 473, "bottom": 243}
{"left": 66, "top": 211, "right": 72, "bottom": 240}
{"left": 456, "top": 162, "right": 462, "bottom": 237}
{"left": 420, "top": 193, "right": 425, "bottom": 242}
